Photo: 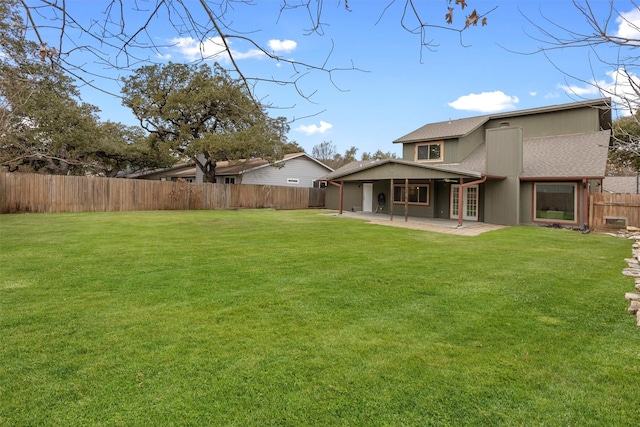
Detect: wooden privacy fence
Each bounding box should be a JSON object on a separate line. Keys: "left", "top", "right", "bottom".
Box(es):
{"left": 589, "top": 192, "right": 640, "bottom": 231}
{"left": 0, "top": 173, "right": 325, "bottom": 214}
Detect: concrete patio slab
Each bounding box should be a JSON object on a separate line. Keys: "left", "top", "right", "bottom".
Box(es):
{"left": 324, "top": 211, "right": 508, "bottom": 236}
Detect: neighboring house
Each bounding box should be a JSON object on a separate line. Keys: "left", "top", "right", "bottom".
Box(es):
{"left": 126, "top": 162, "right": 196, "bottom": 182}
{"left": 603, "top": 175, "right": 640, "bottom": 194}
{"left": 128, "top": 152, "right": 333, "bottom": 187}
{"left": 322, "top": 98, "right": 612, "bottom": 229}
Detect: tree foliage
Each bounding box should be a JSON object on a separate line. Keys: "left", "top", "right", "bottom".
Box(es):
{"left": 524, "top": 1, "right": 640, "bottom": 169}
{"left": 610, "top": 112, "right": 640, "bottom": 175}
{"left": 312, "top": 141, "right": 397, "bottom": 169}
{"left": 121, "top": 62, "right": 292, "bottom": 182}
{"left": 0, "top": 0, "right": 170, "bottom": 175}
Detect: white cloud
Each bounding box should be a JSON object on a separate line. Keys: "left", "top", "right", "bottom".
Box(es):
{"left": 268, "top": 39, "right": 297, "bottom": 53}
{"left": 557, "top": 83, "right": 599, "bottom": 96}
{"left": 529, "top": 91, "right": 537, "bottom": 97}
{"left": 448, "top": 91, "right": 519, "bottom": 113}
{"left": 295, "top": 121, "right": 333, "bottom": 135}
{"left": 170, "top": 36, "right": 228, "bottom": 62}
{"left": 557, "top": 69, "right": 640, "bottom": 115}
{"left": 600, "top": 68, "right": 640, "bottom": 115}
{"left": 169, "top": 36, "right": 267, "bottom": 62}
{"left": 615, "top": 9, "right": 640, "bottom": 39}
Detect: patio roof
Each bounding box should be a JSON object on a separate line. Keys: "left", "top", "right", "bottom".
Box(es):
{"left": 321, "top": 159, "right": 485, "bottom": 182}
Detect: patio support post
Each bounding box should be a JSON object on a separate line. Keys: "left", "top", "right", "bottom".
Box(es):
{"left": 404, "top": 178, "right": 409, "bottom": 222}
{"left": 390, "top": 178, "right": 394, "bottom": 221}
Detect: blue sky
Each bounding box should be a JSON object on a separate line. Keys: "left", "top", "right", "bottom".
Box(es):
{"left": 31, "top": 1, "right": 640, "bottom": 157}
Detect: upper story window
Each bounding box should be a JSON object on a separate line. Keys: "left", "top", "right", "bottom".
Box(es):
{"left": 415, "top": 142, "right": 443, "bottom": 162}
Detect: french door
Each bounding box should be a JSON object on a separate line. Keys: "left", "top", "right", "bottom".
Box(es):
{"left": 450, "top": 184, "right": 479, "bottom": 221}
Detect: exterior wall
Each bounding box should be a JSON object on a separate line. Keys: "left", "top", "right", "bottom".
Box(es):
{"left": 485, "top": 106, "right": 603, "bottom": 138}
{"left": 520, "top": 182, "right": 534, "bottom": 225}
{"left": 435, "top": 181, "right": 451, "bottom": 219}
{"left": 324, "top": 182, "right": 362, "bottom": 211}
{"left": 240, "top": 157, "right": 330, "bottom": 187}
{"left": 483, "top": 126, "right": 523, "bottom": 226}
{"left": 519, "top": 180, "right": 588, "bottom": 228}
{"left": 373, "top": 181, "right": 390, "bottom": 214}
{"left": 455, "top": 126, "right": 486, "bottom": 163}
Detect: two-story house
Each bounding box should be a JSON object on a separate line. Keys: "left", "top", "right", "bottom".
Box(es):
{"left": 322, "top": 98, "right": 612, "bottom": 229}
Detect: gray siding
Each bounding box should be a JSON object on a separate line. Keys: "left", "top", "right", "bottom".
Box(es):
{"left": 241, "top": 157, "right": 330, "bottom": 187}
{"left": 483, "top": 126, "right": 523, "bottom": 225}
{"left": 485, "top": 106, "right": 602, "bottom": 138}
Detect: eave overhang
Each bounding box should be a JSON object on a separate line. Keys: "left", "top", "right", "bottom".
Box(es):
{"left": 323, "top": 159, "right": 494, "bottom": 182}
{"left": 519, "top": 175, "right": 605, "bottom": 181}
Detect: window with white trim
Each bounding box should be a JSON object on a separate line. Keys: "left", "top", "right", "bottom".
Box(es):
{"left": 393, "top": 183, "right": 430, "bottom": 205}
{"left": 224, "top": 177, "right": 235, "bottom": 184}
{"left": 287, "top": 178, "right": 300, "bottom": 184}
{"left": 534, "top": 183, "right": 577, "bottom": 222}
{"left": 415, "top": 142, "right": 443, "bottom": 162}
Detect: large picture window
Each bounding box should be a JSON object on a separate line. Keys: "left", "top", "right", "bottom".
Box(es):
{"left": 394, "top": 183, "right": 430, "bottom": 205}
{"left": 534, "top": 183, "right": 577, "bottom": 222}
{"left": 415, "top": 142, "right": 443, "bottom": 162}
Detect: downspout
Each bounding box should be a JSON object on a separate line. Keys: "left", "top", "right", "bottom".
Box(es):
{"left": 328, "top": 180, "right": 344, "bottom": 215}
{"left": 457, "top": 175, "right": 487, "bottom": 228}
{"left": 582, "top": 178, "right": 589, "bottom": 230}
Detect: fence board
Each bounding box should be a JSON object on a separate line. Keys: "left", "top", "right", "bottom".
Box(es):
{"left": 589, "top": 192, "right": 640, "bottom": 231}
{"left": 0, "top": 173, "right": 325, "bottom": 214}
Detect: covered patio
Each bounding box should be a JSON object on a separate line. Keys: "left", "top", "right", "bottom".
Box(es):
{"left": 324, "top": 210, "right": 508, "bottom": 236}
{"left": 322, "top": 159, "right": 506, "bottom": 227}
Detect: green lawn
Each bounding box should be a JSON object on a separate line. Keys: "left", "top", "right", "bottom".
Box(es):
{"left": 1, "top": 209, "right": 638, "bottom": 426}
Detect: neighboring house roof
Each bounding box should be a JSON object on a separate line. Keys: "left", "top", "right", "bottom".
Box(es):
{"left": 125, "top": 162, "right": 194, "bottom": 179}
{"left": 603, "top": 175, "right": 640, "bottom": 194}
{"left": 215, "top": 152, "right": 333, "bottom": 176}
{"left": 127, "top": 152, "right": 332, "bottom": 179}
{"left": 393, "top": 98, "right": 611, "bottom": 144}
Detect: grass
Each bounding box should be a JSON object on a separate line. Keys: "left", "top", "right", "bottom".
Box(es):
{"left": 1, "top": 209, "right": 639, "bottom": 426}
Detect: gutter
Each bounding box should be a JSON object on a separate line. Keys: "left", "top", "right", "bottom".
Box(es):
{"left": 457, "top": 175, "right": 487, "bottom": 228}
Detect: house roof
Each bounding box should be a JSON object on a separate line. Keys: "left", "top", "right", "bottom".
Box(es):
{"left": 458, "top": 130, "right": 610, "bottom": 179}
{"left": 324, "top": 130, "right": 610, "bottom": 181}
{"left": 321, "top": 158, "right": 483, "bottom": 181}
{"left": 603, "top": 176, "right": 640, "bottom": 194}
{"left": 393, "top": 98, "right": 612, "bottom": 144}
{"left": 521, "top": 131, "right": 610, "bottom": 179}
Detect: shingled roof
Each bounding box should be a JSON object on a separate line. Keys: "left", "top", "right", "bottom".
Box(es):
{"left": 455, "top": 130, "right": 610, "bottom": 179}
{"left": 393, "top": 98, "right": 611, "bottom": 144}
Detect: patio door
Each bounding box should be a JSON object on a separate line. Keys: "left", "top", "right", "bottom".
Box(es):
{"left": 362, "top": 183, "right": 373, "bottom": 212}
{"left": 450, "top": 184, "right": 479, "bottom": 221}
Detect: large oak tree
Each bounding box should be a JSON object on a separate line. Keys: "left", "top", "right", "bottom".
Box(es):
{"left": 121, "top": 62, "right": 293, "bottom": 182}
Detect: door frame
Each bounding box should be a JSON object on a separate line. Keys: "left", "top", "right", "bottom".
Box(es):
{"left": 362, "top": 182, "right": 374, "bottom": 212}
{"left": 450, "top": 184, "right": 479, "bottom": 221}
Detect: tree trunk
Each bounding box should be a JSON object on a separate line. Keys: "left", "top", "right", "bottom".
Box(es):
{"left": 195, "top": 151, "right": 216, "bottom": 183}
